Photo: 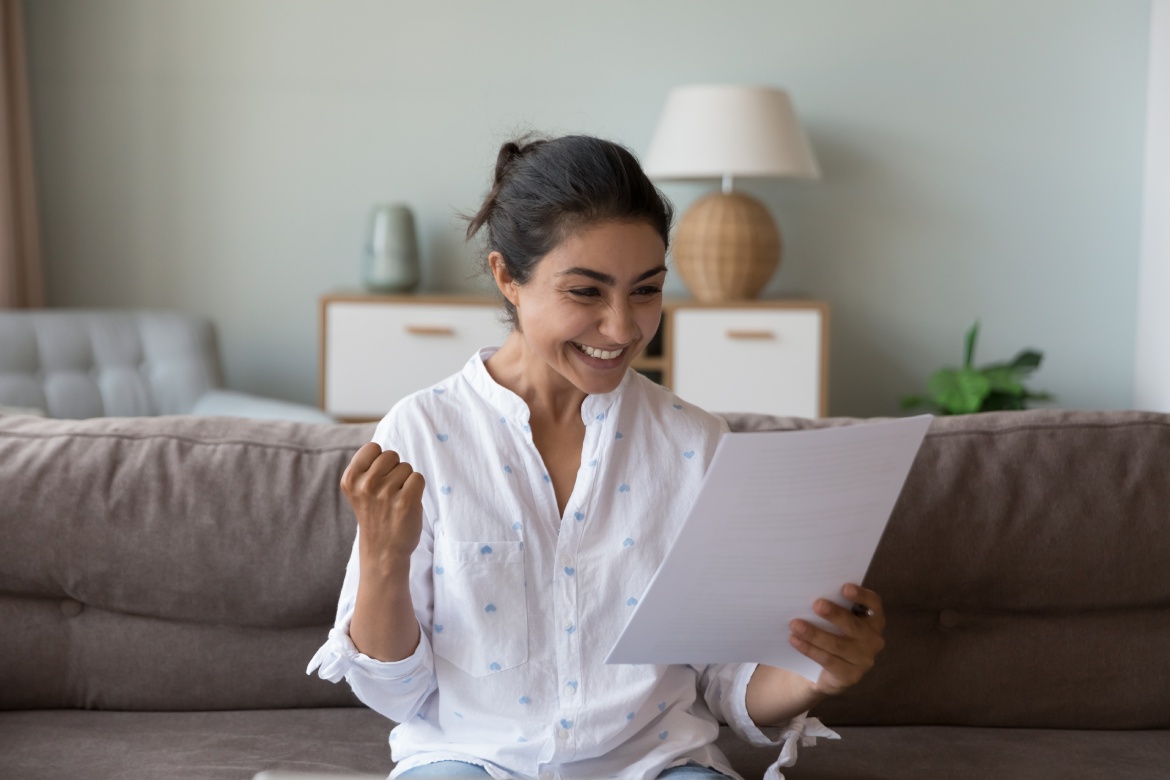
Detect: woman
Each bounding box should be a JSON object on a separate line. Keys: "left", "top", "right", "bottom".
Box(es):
{"left": 308, "top": 135, "right": 886, "bottom": 780}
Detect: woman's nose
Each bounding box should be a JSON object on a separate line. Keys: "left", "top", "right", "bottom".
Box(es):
{"left": 601, "top": 302, "right": 638, "bottom": 344}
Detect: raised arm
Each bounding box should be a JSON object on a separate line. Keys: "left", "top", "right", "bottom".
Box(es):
{"left": 341, "top": 441, "right": 427, "bottom": 662}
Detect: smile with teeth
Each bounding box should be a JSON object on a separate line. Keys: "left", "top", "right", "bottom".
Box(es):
{"left": 573, "top": 342, "right": 625, "bottom": 360}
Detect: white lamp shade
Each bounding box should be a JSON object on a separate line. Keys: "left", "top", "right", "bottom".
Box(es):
{"left": 644, "top": 84, "right": 820, "bottom": 180}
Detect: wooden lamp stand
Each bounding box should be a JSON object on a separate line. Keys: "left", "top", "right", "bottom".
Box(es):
{"left": 672, "top": 191, "right": 781, "bottom": 302}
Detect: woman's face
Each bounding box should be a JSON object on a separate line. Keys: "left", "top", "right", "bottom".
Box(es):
{"left": 496, "top": 219, "right": 667, "bottom": 396}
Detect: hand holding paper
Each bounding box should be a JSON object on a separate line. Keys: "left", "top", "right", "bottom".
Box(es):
{"left": 606, "top": 415, "right": 931, "bottom": 684}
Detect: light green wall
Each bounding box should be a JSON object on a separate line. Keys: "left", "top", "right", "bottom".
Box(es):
{"left": 24, "top": 0, "right": 1151, "bottom": 416}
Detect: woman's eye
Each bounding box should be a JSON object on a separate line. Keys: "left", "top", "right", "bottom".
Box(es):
{"left": 633, "top": 286, "right": 662, "bottom": 297}
{"left": 569, "top": 288, "right": 601, "bottom": 298}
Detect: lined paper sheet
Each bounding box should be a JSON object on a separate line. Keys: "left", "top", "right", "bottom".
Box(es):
{"left": 605, "top": 415, "right": 932, "bottom": 683}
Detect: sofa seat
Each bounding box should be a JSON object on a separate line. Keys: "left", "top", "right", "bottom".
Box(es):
{"left": 0, "top": 709, "right": 392, "bottom": 779}
{"left": 2, "top": 709, "right": 1167, "bottom": 779}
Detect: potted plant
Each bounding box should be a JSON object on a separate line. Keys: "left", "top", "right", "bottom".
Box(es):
{"left": 902, "top": 322, "right": 1052, "bottom": 415}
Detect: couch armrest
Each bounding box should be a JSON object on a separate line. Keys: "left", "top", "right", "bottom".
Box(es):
{"left": 189, "top": 390, "right": 336, "bottom": 424}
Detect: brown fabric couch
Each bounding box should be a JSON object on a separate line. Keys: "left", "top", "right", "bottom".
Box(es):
{"left": 1, "top": 410, "right": 1168, "bottom": 779}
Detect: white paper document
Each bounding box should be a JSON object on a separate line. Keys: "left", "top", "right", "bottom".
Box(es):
{"left": 605, "top": 415, "right": 933, "bottom": 682}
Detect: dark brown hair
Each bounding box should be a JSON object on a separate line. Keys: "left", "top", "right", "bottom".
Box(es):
{"left": 466, "top": 134, "right": 673, "bottom": 326}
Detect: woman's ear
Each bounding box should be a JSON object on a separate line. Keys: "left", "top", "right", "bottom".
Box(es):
{"left": 489, "top": 252, "right": 520, "bottom": 308}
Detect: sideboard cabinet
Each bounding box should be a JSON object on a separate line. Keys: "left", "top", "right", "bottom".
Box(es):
{"left": 320, "top": 294, "right": 828, "bottom": 422}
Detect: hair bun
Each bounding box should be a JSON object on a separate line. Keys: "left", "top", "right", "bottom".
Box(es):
{"left": 493, "top": 141, "right": 524, "bottom": 186}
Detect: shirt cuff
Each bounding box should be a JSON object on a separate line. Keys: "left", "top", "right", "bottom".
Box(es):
{"left": 727, "top": 663, "right": 841, "bottom": 780}
{"left": 306, "top": 616, "right": 430, "bottom": 683}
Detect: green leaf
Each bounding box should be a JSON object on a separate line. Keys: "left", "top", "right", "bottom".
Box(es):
{"left": 983, "top": 366, "right": 1025, "bottom": 396}
{"left": 980, "top": 391, "right": 1027, "bottom": 412}
{"left": 1009, "top": 350, "right": 1043, "bottom": 371}
{"left": 963, "top": 322, "right": 979, "bottom": 369}
{"left": 901, "top": 395, "right": 937, "bottom": 411}
{"left": 928, "top": 367, "right": 990, "bottom": 414}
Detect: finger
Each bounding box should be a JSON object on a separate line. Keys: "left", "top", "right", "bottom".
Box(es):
{"left": 843, "top": 584, "right": 886, "bottom": 632}
{"left": 401, "top": 470, "right": 426, "bottom": 503}
{"left": 375, "top": 461, "right": 415, "bottom": 496}
{"left": 812, "top": 599, "right": 869, "bottom": 638}
{"left": 341, "top": 442, "right": 383, "bottom": 491}
{"left": 788, "top": 634, "right": 866, "bottom": 687}
{"left": 364, "top": 449, "right": 403, "bottom": 481}
{"left": 790, "top": 619, "right": 869, "bottom": 667}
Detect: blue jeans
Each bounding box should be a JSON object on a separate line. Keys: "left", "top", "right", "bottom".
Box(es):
{"left": 398, "top": 760, "right": 729, "bottom": 778}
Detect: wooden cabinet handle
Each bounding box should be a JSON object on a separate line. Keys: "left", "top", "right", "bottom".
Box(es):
{"left": 405, "top": 325, "right": 456, "bottom": 336}
{"left": 726, "top": 329, "right": 777, "bottom": 340}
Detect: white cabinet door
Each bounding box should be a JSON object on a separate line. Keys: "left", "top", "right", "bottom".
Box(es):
{"left": 673, "top": 307, "right": 823, "bottom": 417}
{"left": 325, "top": 301, "right": 512, "bottom": 418}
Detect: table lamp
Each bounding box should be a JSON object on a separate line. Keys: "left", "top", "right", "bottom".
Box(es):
{"left": 644, "top": 84, "right": 820, "bottom": 302}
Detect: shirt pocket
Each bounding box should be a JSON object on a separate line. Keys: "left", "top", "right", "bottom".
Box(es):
{"left": 431, "top": 535, "right": 529, "bottom": 677}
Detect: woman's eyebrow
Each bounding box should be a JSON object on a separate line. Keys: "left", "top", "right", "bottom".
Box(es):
{"left": 558, "top": 266, "right": 668, "bottom": 285}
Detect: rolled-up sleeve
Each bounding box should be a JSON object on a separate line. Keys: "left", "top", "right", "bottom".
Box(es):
{"left": 307, "top": 525, "right": 439, "bottom": 723}
{"left": 698, "top": 662, "right": 839, "bottom": 780}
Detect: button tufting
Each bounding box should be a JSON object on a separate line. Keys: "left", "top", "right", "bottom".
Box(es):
{"left": 938, "top": 609, "right": 959, "bottom": 629}
{"left": 60, "top": 598, "right": 84, "bottom": 618}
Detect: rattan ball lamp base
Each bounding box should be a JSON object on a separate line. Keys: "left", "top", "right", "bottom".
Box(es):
{"left": 672, "top": 191, "right": 782, "bottom": 302}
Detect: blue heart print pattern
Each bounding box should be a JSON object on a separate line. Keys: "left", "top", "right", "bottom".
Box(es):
{"left": 313, "top": 350, "right": 740, "bottom": 776}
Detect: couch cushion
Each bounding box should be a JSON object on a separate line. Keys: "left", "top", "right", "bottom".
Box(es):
{"left": 0, "top": 414, "right": 376, "bottom": 710}
{"left": 0, "top": 709, "right": 393, "bottom": 780}
{"left": 723, "top": 410, "right": 1170, "bottom": 730}
{"left": 1, "top": 710, "right": 1167, "bottom": 780}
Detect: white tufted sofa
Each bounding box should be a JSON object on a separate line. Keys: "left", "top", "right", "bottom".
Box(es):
{"left": 0, "top": 309, "right": 333, "bottom": 423}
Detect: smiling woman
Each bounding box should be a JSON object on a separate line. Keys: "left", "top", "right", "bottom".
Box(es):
{"left": 308, "top": 134, "right": 882, "bottom": 780}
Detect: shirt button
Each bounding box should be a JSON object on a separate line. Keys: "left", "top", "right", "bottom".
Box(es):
{"left": 564, "top": 684, "right": 576, "bottom": 696}
{"left": 557, "top": 728, "right": 569, "bottom": 739}
{"left": 563, "top": 621, "right": 573, "bottom": 631}
{"left": 561, "top": 555, "right": 572, "bottom": 567}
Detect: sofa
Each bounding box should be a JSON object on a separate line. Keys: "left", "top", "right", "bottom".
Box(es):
{"left": 1, "top": 408, "right": 1168, "bottom": 779}
{"left": 0, "top": 309, "right": 334, "bottom": 423}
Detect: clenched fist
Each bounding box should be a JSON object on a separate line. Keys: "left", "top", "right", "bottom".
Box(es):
{"left": 340, "top": 442, "right": 426, "bottom": 572}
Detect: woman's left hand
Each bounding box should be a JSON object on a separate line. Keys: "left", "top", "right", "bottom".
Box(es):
{"left": 789, "top": 583, "right": 887, "bottom": 697}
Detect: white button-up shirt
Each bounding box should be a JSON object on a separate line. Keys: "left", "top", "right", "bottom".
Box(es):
{"left": 309, "top": 349, "right": 835, "bottom": 780}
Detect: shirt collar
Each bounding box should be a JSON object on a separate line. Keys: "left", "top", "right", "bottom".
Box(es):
{"left": 464, "top": 347, "right": 633, "bottom": 427}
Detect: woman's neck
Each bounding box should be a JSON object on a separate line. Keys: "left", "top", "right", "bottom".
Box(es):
{"left": 485, "top": 334, "right": 587, "bottom": 427}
